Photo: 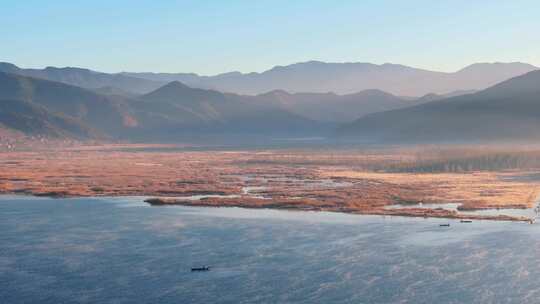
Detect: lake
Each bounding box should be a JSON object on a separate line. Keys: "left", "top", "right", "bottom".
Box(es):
{"left": 1, "top": 195, "right": 540, "bottom": 303}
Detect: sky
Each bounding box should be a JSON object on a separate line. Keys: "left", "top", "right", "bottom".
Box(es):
{"left": 1, "top": 0, "right": 539, "bottom": 75}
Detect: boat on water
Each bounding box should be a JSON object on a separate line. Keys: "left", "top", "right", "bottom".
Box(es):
{"left": 439, "top": 224, "right": 450, "bottom": 227}
{"left": 460, "top": 220, "right": 472, "bottom": 223}
{"left": 191, "top": 266, "right": 210, "bottom": 272}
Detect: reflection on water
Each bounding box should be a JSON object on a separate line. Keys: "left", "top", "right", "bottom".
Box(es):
{"left": 1, "top": 195, "right": 540, "bottom": 303}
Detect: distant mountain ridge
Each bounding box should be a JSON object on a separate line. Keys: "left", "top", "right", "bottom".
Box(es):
{"left": 2, "top": 61, "right": 537, "bottom": 97}
{"left": 0, "top": 98, "right": 99, "bottom": 139}
{"left": 129, "top": 81, "right": 325, "bottom": 139}
{"left": 252, "top": 89, "right": 423, "bottom": 122}
{"left": 2, "top": 60, "right": 540, "bottom": 143}
{"left": 0, "top": 72, "right": 325, "bottom": 140}
{"left": 338, "top": 70, "right": 540, "bottom": 142}
{"left": 0, "top": 72, "right": 139, "bottom": 138}
{"left": 123, "top": 61, "right": 539, "bottom": 96}
{"left": 0, "top": 62, "right": 164, "bottom": 94}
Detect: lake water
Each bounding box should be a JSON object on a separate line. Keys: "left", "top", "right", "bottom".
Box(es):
{"left": 2, "top": 195, "right": 540, "bottom": 303}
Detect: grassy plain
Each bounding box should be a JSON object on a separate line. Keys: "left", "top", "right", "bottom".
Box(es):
{"left": 2, "top": 143, "right": 540, "bottom": 221}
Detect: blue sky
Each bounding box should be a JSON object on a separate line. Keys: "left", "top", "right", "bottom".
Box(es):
{"left": 1, "top": 0, "right": 538, "bottom": 75}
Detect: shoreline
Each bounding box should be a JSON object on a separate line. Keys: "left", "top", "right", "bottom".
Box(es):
{"left": 143, "top": 197, "right": 534, "bottom": 223}
{"left": 3, "top": 145, "right": 540, "bottom": 224}
{"left": 0, "top": 191, "right": 533, "bottom": 223}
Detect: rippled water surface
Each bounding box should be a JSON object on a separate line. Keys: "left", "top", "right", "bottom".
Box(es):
{"left": 2, "top": 195, "right": 540, "bottom": 303}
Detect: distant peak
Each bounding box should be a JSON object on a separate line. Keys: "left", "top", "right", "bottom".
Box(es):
{"left": 144, "top": 80, "right": 198, "bottom": 97}
{"left": 381, "top": 63, "right": 408, "bottom": 68}
{"left": 0, "top": 62, "right": 20, "bottom": 72}
{"left": 161, "top": 80, "right": 191, "bottom": 89}
{"left": 352, "top": 89, "right": 394, "bottom": 97}
{"left": 457, "top": 62, "right": 538, "bottom": 73}
{"left": 299, "top": 60, "right": 326, "bottom": 65}
{"left": 44, "top": 66, "right": 93, "bottom": 73}
{"left": 0, "top": 62, "right": 18, "bottom": 68}
{"left": 264, "top": 89, "right": 290, "bottom": 96}
{"left": 416, "top": 93, "right": 441, "bottom": 102}
{"left": 214, "top": 71, "right": 243, "bottom": 77}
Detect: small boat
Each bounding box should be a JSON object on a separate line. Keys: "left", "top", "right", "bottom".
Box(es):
{"left": 439, "top": 224, "right": 450, "bottom": 227}
{"left": 460, "top": 220, "right": 472, "bottom": 223}
{"left": 191, "top": 266, "right": 210, "bottom": 272}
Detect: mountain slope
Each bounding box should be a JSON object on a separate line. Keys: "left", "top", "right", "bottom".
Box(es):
{"left": 130, "top": 81, "right": 324, "bottom": 138}
{"left": 253, "top": 89, "right": 423, "bottom": 122}
{"left": 0, "top": 63, "right": 164, "bottom": 94}
{"left": 0, "top": 72, "right": 139, "bottom": 137}
{"left": 0, "top": 99, "right": 100, "bottom": 138}
{"left": 415, "top": 90, "right": 477, "bottom": 103}
{"left": 124, "top": 61, "right": 539, "bottom": 96}
{"left": 338, "top": 70, "right": 540, "bottom": 142}
{"left": 0, "top": 73, "right": 325, "bottom": 140}
{"left": 5, "top": 61, "right": 536, "bottom": 97}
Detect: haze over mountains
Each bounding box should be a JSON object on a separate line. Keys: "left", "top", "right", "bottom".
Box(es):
{"left": 339, "top": 70, "right": 540, "bottom": 142}
{"left": 129, "top": 81, "right": 321, "bottom": 140}
{"left": 1, "top": 60, "right": 540, "bottom": 143}
{"left": 123, "top": 61, "right": 538, "bottom": 96}
{"left": 0, "top": 62, "right": 164, "bottom": 94}
{"left": 0, "top": 72, "right": 136, "bottom": 138}
{"left": 2, "top": 61, "right": 537, "bottom": 97}
{"left": 0, "top": 72, "right": 321, "bottom": 140}
{"left": 252, "top": 89, "right": 422, "bottom": 122}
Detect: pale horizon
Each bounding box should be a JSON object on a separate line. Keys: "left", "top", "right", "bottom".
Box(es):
{"left": 2, "top": 1, "right": 539, "bottom": 75}
{"left": 3, "top": 59, "right": 538, "bottom": 77}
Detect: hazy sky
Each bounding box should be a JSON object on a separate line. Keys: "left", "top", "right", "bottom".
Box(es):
{"left": 1, "top": 0, "right": 539, "bottom": 75}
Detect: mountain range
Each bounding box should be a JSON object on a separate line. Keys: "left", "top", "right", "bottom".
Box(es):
{"left": 0, "top": 72, "right": 136, "bottom": 138}
{"left": 338, "top": 70, "right": 540, "bottom": 142}
{"left": 2, "top": 61, "right": 537, "bottom": 97}
{"left": 123, "top": 61, "right": 538, "bottom": 96}
{"left": 127, "top": 81, "right": 321, "bottom": 140}
{"left": 252, "top": 89, "right": 422, "bottom": 122}
{"left": 0, "top": 72, "right": 322, "bottom": 140}
{"left": 1, "top": 60, "right": 540, "bottom": 143}
{"left": 0, "top": 62, "right": 164, "bottom": 94}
